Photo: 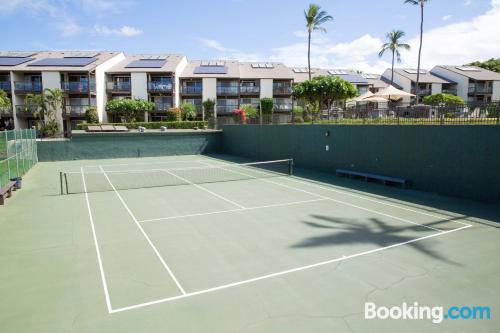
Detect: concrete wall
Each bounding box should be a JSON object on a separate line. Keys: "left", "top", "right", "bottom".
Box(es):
{"left": 174, "top": 57, "right": 188, "bottom": 107}
{"left": 131, "top": 73, "right": 148, "bottom": 100}
{"left": 493, "top": 81, "right": 500, "bottom": 101}
{"left": 431, "top": 83, "right": 442, "bottom": 95}
{"left": 95, "top": 53, "right": 126, "bottom": 123}
{"left": 260, "top": 79, "right": 273, "bottom": 98}
{"left": 10, "top": 71, "right": 24, "bottom": 129}
{"left": 41, "top": 71, "right": 63, "bottom": 135}
{"left": 37, "top": 131, "right": 222, "bottom": 161}
{"left": 222, "top": 125, "right": 500, "bottom": 203}
{"left": 431, "top": 66, "right": 469, "bottom": 101}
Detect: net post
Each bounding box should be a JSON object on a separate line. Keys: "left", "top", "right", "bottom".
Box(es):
{"left": 64, "top": 173, "right": 69, "bottom": 194}
{"left": 60, "top": 172, "right": 64, "bottom": 195}
{"left": 288, "top": 159, "right": 294, "bottom": 175}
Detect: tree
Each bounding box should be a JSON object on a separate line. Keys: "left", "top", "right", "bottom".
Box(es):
{"left": 85, "top": 106, "right": 99, "bottom": 123}
{"left": 42, "top": 88, "right": 63, "bottom": 136}
{"left": 202, "top": 98, "right": 215, "bottom": 120}
{"left": 467, "top": 58, "right": 500, "bottom": 73}
{"left": 422, "top": 93, "right": 464, "bottom": 105}
{"left": 260, "top": 98, "right": 274, "bottom": 114}
{"left": 105, "top": 98, "right": 154, "bottom": 123}
{"left": 0, "top": 89, "right": 11, "bottom": 116}
{"left": 379, "top": 30, "right": 411, "bottom": 85}
{"left": 240, "top": 104, "right": 258, "bottom": 118}
{"left": 304, "top": 4, "right": 333, "bottom": 80}
{"left": 180, "top": 102, "right": 197, "bottom": 120}
{"left": 404, "top": 0, "right": 429, "bottom": 104}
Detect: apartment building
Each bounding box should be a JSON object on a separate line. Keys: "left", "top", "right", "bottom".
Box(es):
{"left": 0, "top": 51, "right": 124, "bottom": 134}
{"left": 179, "top": 60, "right": 294, "bottom": 116}
{"left": 362, "top": 74, "right": 389, "bottom": 93}
{"left": 105, "top": 54, "right": 187, "bottom": 122}
{"left": 382, "top": 68, "right": 456, "bottom": 103}
{"left": 431, "top": 65, "right": 500, "bottom": 104}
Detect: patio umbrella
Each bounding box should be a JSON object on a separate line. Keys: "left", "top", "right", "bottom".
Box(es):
{"left": 362, "top": 96, "right": 389, "bottom": 103}
{"left": 371, "top": 85, "right": 415, "bottom": 101}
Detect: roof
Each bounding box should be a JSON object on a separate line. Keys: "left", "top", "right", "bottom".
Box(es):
{"left": 332, "top": 73, "right": 369, "bottom": 85}
{"left": 238, "top": 62, "right": 293, "bottom": 79}
{"left": 108, "top": 54, "right": 185, "bottom": 73}
{"left": 364, "top": 74, "right": 389, "bottom": 89}
{"left": 292, "top": 68, "right": 329, "bottom": 83}
{"left": 393, "top": 68, "right": 452, "bottom": 84}
{"left": 180, "top": 60, "right": 240, "bottom": 79}
{"left": 0, "top": 51, "right": 121, "bottom": 72}
{"left": 432, "top": 65, "right": 500, "bottom": 81}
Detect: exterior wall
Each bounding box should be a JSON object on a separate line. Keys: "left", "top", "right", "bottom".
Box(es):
{"left": 492, "top": 81, "right": 500, "bottom": 101}
{"left": 174, "top": 57, "right": 188, "bottom": 107}
{"left": 431, "top": 83, "right": 442, "bottom": 95}
{"left": 260, "top": 79, "right": 273, "bottom": 99}
{"left": 384, "top": 70, "right": 412, "bottom": 103}
{"left": 10, "top": 71, "right": 24, "bottom": 129}
{"left": 202, "top": 77, "right": 217, "bottom": 102}
{"left": 131, "top": 72, "right": 148, "bottom": 99}
{"left": 95, "top": 52, "right": 126, "bottom": 123}
{"left": 41, "top": 71, "right": 63, "bottom": 135}
{"left": 431, "top": 67, "right": 469, "bottom": 102}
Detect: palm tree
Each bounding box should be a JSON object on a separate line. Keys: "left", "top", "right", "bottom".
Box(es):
{"left": 379, "top": 30, "right": 411, "bottom": 85}
{"left": 404, "top": 0, "right": 429, "bottom": 103}
{"left": 304, "top": 4, "right": 333, "bottom": 80}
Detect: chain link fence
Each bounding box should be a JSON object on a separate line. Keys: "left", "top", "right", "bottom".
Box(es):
{"left": 0, "top": 128, "right": 38, "bottom": 188}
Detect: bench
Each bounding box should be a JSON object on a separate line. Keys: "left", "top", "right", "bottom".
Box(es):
{"left": 336, "top": 168, "right": 408, "bottom": 187}
{"left": 0, "top": 181, "right": 16, "bottom": 205}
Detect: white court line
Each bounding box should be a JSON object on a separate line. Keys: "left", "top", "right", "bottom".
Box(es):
{"left": 138, "top": 198, "right": 329, "bottom": 223}
{"left": 80, "top": 167, "right": 113, "bottom": 314}
{"left": 160, "top": 168, "right": 245, "bottom": 209}
{"left": 110, "top": 224, "right": 472, "bottom": 314}
{"left": 197, "top": 161, "right": 442, "bottom": 232}
{"left": 98, "top": 165, "right": 187, "bottom": 295}
{"left": 82, "top": 159, "right": 210, "bottom": 169}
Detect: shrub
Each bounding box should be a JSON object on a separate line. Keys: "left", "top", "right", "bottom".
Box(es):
{"left": 240, "top": 104, "right": 258, "bottom": 118}
{"left": 293, "top": 117, "right": 304, "bottom": 123}
{"left": 105, "top": 98, "right": 154, "bottom": 122}
{"left": 260, "top": 97, "right": 274, "bottom": 114}
{"left": 76, "top": 121, "right": 208, "bottom": 130}
{"left": 293, "top": 106, "right": 304, "bottom": 118}
{"left": 422, "top": 93, "right": 464, "bottom": 106}
{"left": 303, "top": 115, "right": 313, "bottom": 123}
{"left": 203, "top": 99, "right": 215, "bottom": 118}
{"left": 232, "top": 109, "right": 247, "bottom": 124}
{"left": 166, "top": 107, "right": 182, "bottom": 121}
{"left": 85, "top": 106, "right": 99, "bottom": 123}
{"left": 180, "top": 102, "right": 197, "bottom": 120}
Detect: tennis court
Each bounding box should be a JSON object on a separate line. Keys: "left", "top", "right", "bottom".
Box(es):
{"left": 1, "top": 154, "right": 499, "bottom": 332}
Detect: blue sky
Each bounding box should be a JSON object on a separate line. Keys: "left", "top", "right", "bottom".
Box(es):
{"left": 1, "top": 0, "right": 499, "bottom": 73}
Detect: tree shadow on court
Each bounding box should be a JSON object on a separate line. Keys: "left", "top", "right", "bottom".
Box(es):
{"left": 292, "top": 214, "right": 462, "bottom": 266}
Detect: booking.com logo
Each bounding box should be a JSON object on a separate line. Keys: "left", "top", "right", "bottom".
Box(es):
{"left": 365, "top": 302, "right": 491, "bottom": 324}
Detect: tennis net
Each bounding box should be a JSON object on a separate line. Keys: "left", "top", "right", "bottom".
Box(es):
{"left": 61, "top": 159, "right": 293, "bottom": 194}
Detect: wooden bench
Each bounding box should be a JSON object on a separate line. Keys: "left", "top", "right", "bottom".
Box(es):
{"left": 0, "top": 181, "right": 16, "bottom": 205}
{"left": 336, "top": 168, "right": 408, "bottom": 187}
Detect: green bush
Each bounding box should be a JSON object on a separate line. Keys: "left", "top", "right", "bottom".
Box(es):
{"left": 166, "top": 107, "right": 182, "bottom": 121}
{"left": 293, "top": 106, "right": 304, "bottom": 117}
{"left": 203, "top": 99, "right": 215, "bottom": 118}
{"left": 422, "top": 93, "right": 464, "bottom": 106}
{"left": 260, "top": 98, "right": 274, "bottom": 114}
{"left": 180, "top": 102, "right": 197, "bottom": 120}
{"left": 303, "top": 115, "right": 313, "bottom": 123}
{"left": 293, "top": 117, "right": 304, "bottom": 123}
{"left": 85, "top": 106, "right": 99, "bottom": 123}
{"left": 105, "top": 98, "right": 154, "bottom": 122}
{"left": 240, "top": 104, "right": 258, "bottom": 118}
{"left": 76, "top": 121, "right": 208, "bottom": 130}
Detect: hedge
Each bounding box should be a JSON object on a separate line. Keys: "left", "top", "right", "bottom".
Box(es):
{"left": 76, "top": 121, "right": 208, "bottom": 130}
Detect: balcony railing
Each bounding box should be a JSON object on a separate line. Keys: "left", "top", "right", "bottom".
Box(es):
{"left": 273, "top": 86, "right": 292, "bottom": 95}
{"left": 15, "top": 105, "right": 39, "bottom": 116}
{"left": 411, "top": 88, "right": 432, "bottom": 96}
{"left": 64, "top": 105, "right": 91, "bottom": 116}
{"left": 0, "top": 106, "right": 13, "bottom": 115}
{"left": 274, "top": 103, "right": 293, "bottom": 112}
{"left": 216, "top": 105, "right": 238, "bottom": 114}
{"left": 14, "top": 82, "right": 42, "bottom": 94}
{"left": 106, "top": 82, "right": 131, "bottom": 92}
{"left": 151, "top": 103, "right": 172, "bottom": 112}
{"left": 240, "top": 86, "right": 260, "bottom": 94}
{"left": 217, "top": 86, "right": 239, "bottom": 95}
{"left": 148, "top": 82, "right": 173, "bottom": 93}
{"left": 468, "top": 86, "right": 493, "bottom": 94}
{"left": 61, "top": 81, "right": 95, "bottom": 93}
{"left": 0, "top": 81, "right": 11, "bottom": 92}
{"left": 442, "top": 87, "right": 457, "bottom": 95}
{"left": 181, "top": 86, "right": 202, "bottom": 94}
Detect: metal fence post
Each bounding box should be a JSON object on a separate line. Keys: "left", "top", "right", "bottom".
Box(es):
{"left": 5, "top": 131, "right": 11, "bottom": 180}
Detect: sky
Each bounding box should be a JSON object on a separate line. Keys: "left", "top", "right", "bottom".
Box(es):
{"left": 1, "top": 0, "right": 499, "bottom": 73}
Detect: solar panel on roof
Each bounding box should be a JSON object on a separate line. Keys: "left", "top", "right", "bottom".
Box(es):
{"left": 404, "top": 69, "right": 427, "bottom": 74}
{"left": 0, "top": 51, "right": 36, "bottom": 58}
{"left": 64, "top": 52, "right": 99, "bottom": 58}
{"left": 125, "top": 59, "right": 166, "bottom": 68}
{"left": 28, "top": 57, "right": 97, "bottom": 67}
{"left": 293, "top": 68, "right": 310, "bottom": 73}
{"left": 139, "top": 55, "right": 167, "bottom": 60}
{"left": 193, "top": 66, "right": 228, "bottom": 74}
{"left": 361, "top": 73, "right": 378, "bottom": 79}
{"left": 0, "top": 57, "right": 35, "bottom": 66}
{"left": 328, "top": 70, "right": 348, "bottom": 75}
{"left": 456, "top": 66, "right": 481, "bottom": 72}
{"left": 251, "top": 63, "right": 274, "bottom": 69}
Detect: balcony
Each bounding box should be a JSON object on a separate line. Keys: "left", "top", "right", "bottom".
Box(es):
{"left": 106, "top": 81, "right": 131, "bottom": 93}
{"left": 274, "top": 103, "right": 293, "bottom": 112}
{"left": 240, "top": 86, "right": 260, "bottom": 94}
{"left": 181, "top": 86, "right": 202, "bottom": 95}
{"left": 216, "top": 105, "right": 238, "bottom": 114}
{"left": 150, "top": 103, "right": 172, "bottom": 113}
{"left": 442, "top": 87, "right": 457, "bottom": 95}
{"left": 61, "top": 81, "right": 95, "bottom": 94}
{"left": 148, "top": 82, "right": 172, "bottom": 93}
{"left": 273, "top": 86, "right": 292, "bottom": 95}
{"left": 0, "top": 106, "right": 13, "bottom": 116}
{"left": 15, "top": 105, "right": 39, "bottom": 117}
{"left": 14, "top": 82, "right": 42, "bottom": 94}
{"left": 0, "top": 81, "right": 11, "bottom": 92}
{"left": 217, "top": 86, "right": 239, "bottom": 96}
{"left": 411, "top": 88, "right": 432, "bottom": 96}
{"left": 63, "top": 105, "right": 90, "bottom": 117}
{"left": 468, "top": 86, "right": 493, "bottom": 94}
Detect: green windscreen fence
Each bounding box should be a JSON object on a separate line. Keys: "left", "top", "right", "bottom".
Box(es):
{"left": 0, "top": 129, "right": 38, "bottom": 188}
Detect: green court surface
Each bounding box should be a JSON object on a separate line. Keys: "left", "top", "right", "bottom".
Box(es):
{"left": 1, "top": 154, "right": 499, "bottom": 333}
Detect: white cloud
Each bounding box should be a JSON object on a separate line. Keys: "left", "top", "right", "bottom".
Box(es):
{"left": 403, "top": 0, "right": 500, "bottom": 68}
{"left": 199, "top": 38, "right": 238, "bottom": 53}
{"left": 94, "top": 24, "right": 142, "bottom": 37}
{"left": 464, "top": 0, "right": 472, "bottom": 6}
{"left": 442, "top": 15, "right": 452, "bottom": 21}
